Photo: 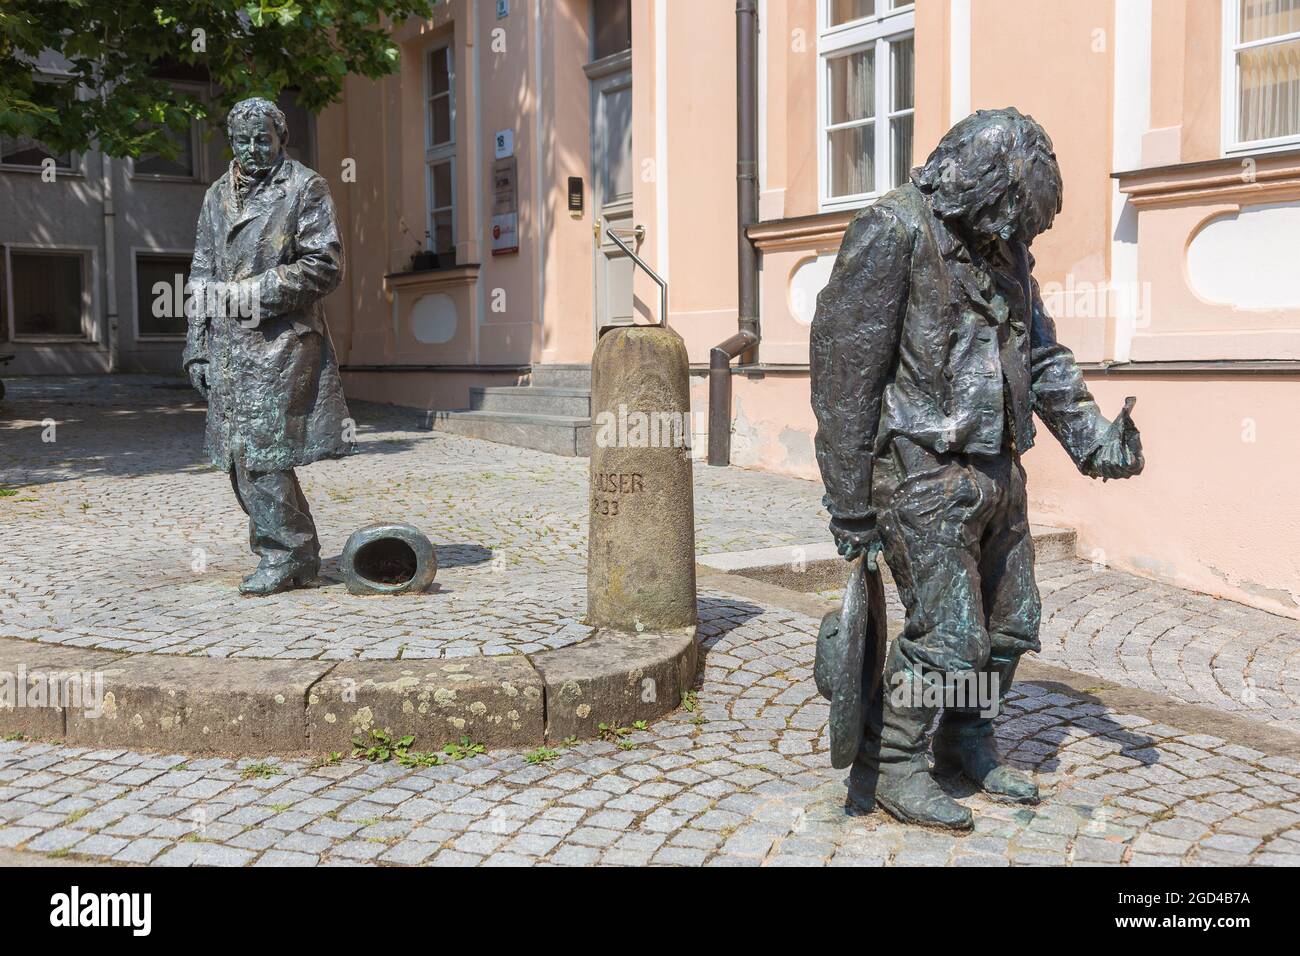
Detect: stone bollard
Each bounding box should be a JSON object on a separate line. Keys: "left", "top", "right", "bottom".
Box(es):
{"left": 587, "top": 325, "right": 697, "bottom": 632}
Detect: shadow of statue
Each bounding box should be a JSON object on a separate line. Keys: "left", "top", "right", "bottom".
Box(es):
{"left": 841, "top": 676, "right": 1160, "bottom": 814}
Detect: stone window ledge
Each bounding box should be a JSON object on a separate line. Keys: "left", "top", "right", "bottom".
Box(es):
{"left": 1115, "top": 150, "right": 1300, "bottom": 208}
{"left": 747, "top": 210, "right": 857, "bottom": 252}
{"left": 383, "top": 263, "right": 480, "bottom": 300}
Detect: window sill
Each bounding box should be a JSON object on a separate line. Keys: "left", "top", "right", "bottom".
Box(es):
{"left": 0, "top": 164, "right": 84, "bottom": 177}
{"left": 128, "top": 173, "right": 202, "bottom": 184}
{"left": 1115, "top": 149, "right": 1300, "bottom": 208}
{"left": 1224, "top": 139, "right": 1300, "bottom": 158}
{"left": 747, "top": 210, "right": 858, "bottom": 252}
{"left": 1078, "top": 359, "right": 1300, "bottom": 376}
{"left": 383, "top": 263, "right": 481, "bottom": 297}
{"left": 9, "top": 337, "right": 98, "bottom": 346}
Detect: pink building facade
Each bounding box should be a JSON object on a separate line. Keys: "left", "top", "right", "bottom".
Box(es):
{"left": 314, "top": 0, "right": 1300, "bottom": 620}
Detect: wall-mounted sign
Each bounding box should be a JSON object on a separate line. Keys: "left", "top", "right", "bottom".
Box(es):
{"left": 491, "top": 213, "right": 519, "bottom": 256}
{"left": 494, "top": 128, "right": 514, "bottom": 159}
{"left": 496, "top": 0, "right": 509, "bottom": 19}
{"left": 491, "top": 156, "right": 519, "bottom": 256}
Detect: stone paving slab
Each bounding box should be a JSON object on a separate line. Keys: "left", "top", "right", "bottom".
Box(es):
{"left": 0, "top": 641, "right": 123, "bottom": 739}
{"left": 64, "top": 655, "right": 332, "bottom": 753}
{"left": 532, "top": 627, "right": 698, "bottom": 740}
{"left": 305, "top": 654, "right": 544, "bottom": 751}
{"left": 0, "top": 623, "right": 700, "bottom": 753}
{"left": 699, "top": 523, "right": 1076, "bottom": 589}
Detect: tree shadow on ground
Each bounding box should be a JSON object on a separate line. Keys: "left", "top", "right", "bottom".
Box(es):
{"left": 0, "top": 378, "right": 441, "bottom": 487}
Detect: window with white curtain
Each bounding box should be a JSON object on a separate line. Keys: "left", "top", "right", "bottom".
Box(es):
{"left": 425, "top": 41, "right": 456, "bottom": 258}
{"left": 1225, "top": 0, "right": 1300, "bottom": 152}
{"left": 818, "top": 1, "right": 914, "bottom": 210}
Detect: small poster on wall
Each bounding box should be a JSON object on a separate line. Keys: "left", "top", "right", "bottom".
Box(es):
{"left": 491, "top": 155, "right": 519, "bottom": 256}
{"left": 491, "top": 212, "right": 519, "bottom": 256}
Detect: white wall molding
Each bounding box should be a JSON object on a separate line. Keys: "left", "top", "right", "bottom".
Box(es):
{"left": 949, "top": 0, "right": 971, "bottom": 125}
{"left": 1110, "top": 0, "right": 1152, "bottom": 362}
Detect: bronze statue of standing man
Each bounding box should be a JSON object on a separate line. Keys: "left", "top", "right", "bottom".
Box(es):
{"left": 183, "top": 97, "right": 355, "bottom": 596}
{"left": 811, "top": 109, "right": 1143, "bottom": 830}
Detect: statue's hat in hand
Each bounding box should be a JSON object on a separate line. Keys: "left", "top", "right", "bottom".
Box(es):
{"left": 814, "top": 555, "right": 889, "bottom": 769}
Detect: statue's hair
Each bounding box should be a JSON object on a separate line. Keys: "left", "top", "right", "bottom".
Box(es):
{"left": 226, "top": 97, "right": 289, "bottom": 145}
{"left": 913, "top": 107, "right": 1061, "bottom": 240}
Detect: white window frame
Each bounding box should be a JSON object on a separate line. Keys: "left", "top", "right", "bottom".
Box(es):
{"left": 130, "top": 247, "right": 194, "bottom": 342}
{"left": 424, "top": 39, "right": 457, "bottom": 257}
{"left": 2, "top": 244, "right": 97, "bottom": 342}
{"left": 1222, "top": 0, "right": 1300, "bottom": 156}
{"left": 817, "top": 1, "right": 915, "bottom": 211}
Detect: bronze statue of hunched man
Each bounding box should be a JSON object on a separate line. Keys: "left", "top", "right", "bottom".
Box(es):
{"left": 811, "top": 109, "right": 1144, "bottom": 830}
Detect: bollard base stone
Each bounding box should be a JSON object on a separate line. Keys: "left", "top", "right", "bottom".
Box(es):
{"left": 531, "top": 627, "right": 699, "bottom": 742}
{"left": 0, "top": 625, "right": 700, "bottom": 755}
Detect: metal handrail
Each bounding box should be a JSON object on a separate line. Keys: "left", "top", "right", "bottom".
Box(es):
{"left": 601, "top": 217, "right": 668, "bottom": 328}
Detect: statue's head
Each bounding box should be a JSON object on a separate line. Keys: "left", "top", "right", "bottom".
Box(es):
{"left": 914, "top": 108, "right": 1062, "bottom": 244}
{"left": 226, "top": 97, "right": 289, "bottom": 175}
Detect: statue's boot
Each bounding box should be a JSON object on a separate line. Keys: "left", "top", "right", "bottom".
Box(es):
{"left": 932, "top": 653, "right": 1039, "bottom": 804}
{"left": 846, "top": 647, "right": 973, "bottom": 831}
{"left": 239, "top": 558, "right": 319, "bottom": 596}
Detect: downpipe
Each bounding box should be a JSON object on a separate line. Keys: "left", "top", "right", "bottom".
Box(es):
{"left": 710, "top": 0, "right": 762, "bottom": 467}
{"left": 707, "top": 329, "right": 759, "bottom": 467}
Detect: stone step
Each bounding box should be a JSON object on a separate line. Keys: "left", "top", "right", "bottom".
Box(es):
{"left": 697, "top": 524, "right": 1079, "bottom": 594}
{"left": 470, "top": 385, "right": 592, "bottom": 418}
{"left": 530, "top": 364, "right": 592, "bottom": 389}
{"left": 426, "top": 409, "right": 591, "bottom": 457}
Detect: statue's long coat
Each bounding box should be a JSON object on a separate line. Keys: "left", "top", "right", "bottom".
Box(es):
{"left": 183, "top": 157, "right": 354, "bottom": 473}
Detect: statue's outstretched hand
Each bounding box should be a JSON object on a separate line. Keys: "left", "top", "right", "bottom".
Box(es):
{"left": 1084, "top": 397, "right": 1144, "bottom": 480}
{"left": 830, "top": 515, "right": 884, "bottom": 569}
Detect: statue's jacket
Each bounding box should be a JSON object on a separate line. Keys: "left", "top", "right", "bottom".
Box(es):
{"left": 810, "top": 181, "right": 1108, "bottom": 522}
{"left": 183, "top": 157, "right": 355, "bottom": 473}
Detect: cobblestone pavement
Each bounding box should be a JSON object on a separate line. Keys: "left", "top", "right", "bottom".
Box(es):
{"left": 4, "top": 376, "right": 1297, "bottom": 720}
{"left": 0, "top": 377, "right": 825, "bottom": 660}
{"left": 817, "top": 557, "right": 1300, "bottom": 734}
{"left": 1, "top": 601, "right": 1298, "bottom": 867}
{"left": 1, "top": 375, "right": 1299, "bottom": 866}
